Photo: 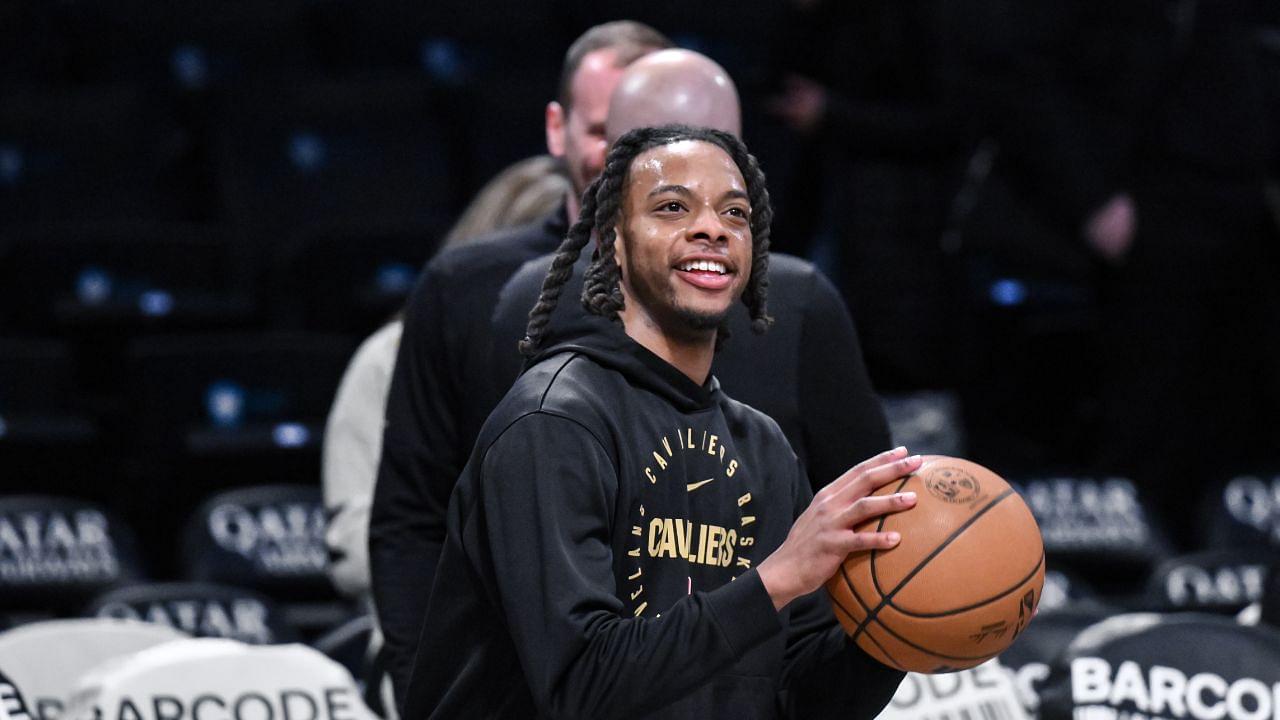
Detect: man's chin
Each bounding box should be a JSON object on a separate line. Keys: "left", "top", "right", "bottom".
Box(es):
{"left": 673, "top": 305, "right": 730, "bottom": 333}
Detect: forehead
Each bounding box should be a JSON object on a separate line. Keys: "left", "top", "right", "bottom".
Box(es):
{"left": 627, "top": 140, "right": 746, "bottom": 194}
{"left": 569, "top": 49, "right": 625, "bottom": 121}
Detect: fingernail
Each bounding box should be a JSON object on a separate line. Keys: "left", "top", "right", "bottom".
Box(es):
{"left": 887, "top": 532, "right": 901, "bottom": 544}
{"left": 909, "top": 455, "right": 923, "bottom": 464}
{"left": 892, "top": 446, "right": 908, "bottom": 455}
{"left": 901, "top": 492, "right": 916, "bottom": 503}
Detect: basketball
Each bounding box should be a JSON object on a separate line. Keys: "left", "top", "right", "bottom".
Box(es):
{"left": 826, "top": 455, "right": 1045, "bottom": 673}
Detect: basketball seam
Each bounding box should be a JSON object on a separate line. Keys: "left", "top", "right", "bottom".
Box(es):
{"left": 832, "top": 598, "right": 905, "bottom": 671}
{"left": 851, "top": 488, "right": 1014, "bottom": 644}
{"left": 887, "top": 552, "right": 1043, "bottom": 618}
{"left": 865, "top": 609, "right": 994, "bottom": 663}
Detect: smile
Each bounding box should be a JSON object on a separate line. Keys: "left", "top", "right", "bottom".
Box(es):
{"left": 674, "top": 258, "right": 736, "bottom": 291}
{"left": 675, "top": 260, "right": 730, "bottom": 275}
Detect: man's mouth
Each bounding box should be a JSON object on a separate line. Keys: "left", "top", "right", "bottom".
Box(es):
{"left": 675, "top": 259, "right": 730, "bottom": 275}
{"left": 674, "top": 259, "right": 735, "bottom": 291}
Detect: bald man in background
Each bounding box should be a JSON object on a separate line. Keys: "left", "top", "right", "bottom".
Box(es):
{"left": 490, "top": 48, "right": 890, "bottom": 493}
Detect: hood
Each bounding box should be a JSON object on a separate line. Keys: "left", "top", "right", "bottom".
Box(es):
{"left": 530, "top": 308, "right": 720, "bottom": 415}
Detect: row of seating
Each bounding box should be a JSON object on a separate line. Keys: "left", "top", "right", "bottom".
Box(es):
{"left": 0, "top": 226, "right": 430, "bottom": 336}
{"left": 0, "top": 623, "right": 379, "bottom": 720}
{"left": 0, "top": 488, "right": 342, "bottom": 622}
{"left": 3, "top": 597, "right": 1279, "bottom": 720}
{"left": 5, "top": 475, "right": 1280, "bottom": 622}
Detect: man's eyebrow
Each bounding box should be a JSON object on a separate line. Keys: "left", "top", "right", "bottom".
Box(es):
{"left": 647, "top": 184, "right": 694, "bottom": 199}
{"left": 721, "top": 189, "right": 750, "bottom": 203}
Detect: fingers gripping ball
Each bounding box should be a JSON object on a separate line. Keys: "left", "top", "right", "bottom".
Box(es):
{"left": 826, "top": 456, "right": 1045, "bottom": 673}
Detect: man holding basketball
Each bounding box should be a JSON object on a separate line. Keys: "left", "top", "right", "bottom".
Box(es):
{"left": 404, "top": 125, "right": 917, "bottom": 718}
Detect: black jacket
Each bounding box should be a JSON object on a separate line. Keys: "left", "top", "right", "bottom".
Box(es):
{"left": 404, "top": 325, "right": 904, "bottom": 719}
{"left": 370, "top": 207, "right": 569, "bottom": 702}
{"left": 372, "top": 206, "right": 890, "bottom": 703}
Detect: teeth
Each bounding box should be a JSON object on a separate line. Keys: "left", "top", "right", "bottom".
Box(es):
{"left": 679, "top": 260, "right": 727, "bottom": 274}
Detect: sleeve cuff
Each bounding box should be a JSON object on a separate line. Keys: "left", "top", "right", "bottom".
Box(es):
{"left": 703, "top": 568, "right": 785, "bottom": 656}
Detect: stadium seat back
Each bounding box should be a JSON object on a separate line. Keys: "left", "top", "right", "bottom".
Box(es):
{"left": 86, "top": 581, "right": 295, "bottom": 645}
{"left": 0, "top": 618, "right": 184, "bottom": 720}
{"left": 0, "top": 496, "right": 144, "bottom": 615}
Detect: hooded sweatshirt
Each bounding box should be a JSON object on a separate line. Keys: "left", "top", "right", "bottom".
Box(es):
{"left": 403, "top": 322, "right": 904, "bottom": 719}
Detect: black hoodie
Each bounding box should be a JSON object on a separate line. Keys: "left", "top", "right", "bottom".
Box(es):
{"left": 403, "top": 323, "right": 904, "bottom": 719}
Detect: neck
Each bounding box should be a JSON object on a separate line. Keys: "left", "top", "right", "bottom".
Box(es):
{"left": 619, "top": 305, "right": 716, "bottom": 386}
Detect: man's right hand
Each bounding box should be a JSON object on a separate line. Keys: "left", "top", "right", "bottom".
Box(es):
{"left": 757, "top": 448, "right": 921, "bottom": 611}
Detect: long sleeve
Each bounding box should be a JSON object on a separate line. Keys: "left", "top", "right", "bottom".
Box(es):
{"left": 321, "top": 320, "right": 403, "bottom": 599}
{"left": 777, "top": 461, "right": 906, "bottom": 719}
{"left": 476, "top": 412, "right": 784, "bottom": 719}
{"left": 797, "top": 268, "right": 892, "bottom": 490}
{"left": 368, "top": 268, "right": 459, "bottom": 706}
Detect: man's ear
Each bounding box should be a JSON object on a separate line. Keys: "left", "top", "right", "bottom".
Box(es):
{"left": 545, "top": 101, "right": 566, "bottom": 158}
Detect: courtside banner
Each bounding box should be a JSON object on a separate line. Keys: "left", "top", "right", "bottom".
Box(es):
{"left": 1037, "top": 613, "right": 1280, "bottom": 720}
{"left": 64, "top": 639, "right": 375, "bottom": 720}
{"left": 874, "top": 659, "right": 1030, "bottom": 720}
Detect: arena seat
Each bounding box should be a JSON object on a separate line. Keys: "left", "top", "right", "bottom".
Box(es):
{"left": 997, "top": 606, "right": 1116, "bottom": 719}
{"left": 1012, "top": 474, "right": 1173, "bottom": 601}
{"left": 0, "top": 84, "right": 206, "bottom": 224}
{"left": 181, "top": 486, "right": 328, "bottom": 597}
{"left": 1037, "top": 612, "right": 1280, "bottom": 720}
{"left": 1038, "top": 568, "right": 1104, "bottom": 614}
{"left": 1201, "top": 470, "right": 1280, "bottom": 556}
{"left": 1144, "top": 548, "right": 1274, "bottom": 614}
{"left": 0, "top": 339, "right": 99, "bottom": 494}
{"left": 63, "top": 638, "right": 377, "bottom": 720}
{"left": 182, "top": 486, "right": 351, "bottom": 639}
{"left": 0, "top": 223, "right": 253, "bottom": 338}
{"left": 0, "top": 618, "right": 184, "bottom": 719}
{"left": 85, "top": 581, "right": 295, "bottom": 645}
{"left": 271, "top": 222, "right": 441, "bottom": 334}
{"left": 122, "top": 334, "right": 353, "bottom": 569}
{"left": 0, "top": 496, "right": 145, "bottom": 619}
{"left": 213, "top": 75, "right": 461, "bottom": 252}
{"left": 310, "top": 614, "right": 375, "bottom": 689}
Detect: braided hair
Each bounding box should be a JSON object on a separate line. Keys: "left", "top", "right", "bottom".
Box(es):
{"left": 520, "top": 124, "right": 773, "bottom": 357}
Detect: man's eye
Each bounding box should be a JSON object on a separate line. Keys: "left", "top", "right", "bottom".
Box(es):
{"left": 660, "top": 202, "right": 684, "bottom": 212}
{"left": 726, "top": 207, "right": 749, "bottom": 218}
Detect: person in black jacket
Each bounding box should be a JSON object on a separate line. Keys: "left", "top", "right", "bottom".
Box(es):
{"left": 406, "top": 124, "right": 914, "bottom": 719}
{"left": 372, "top": 38, "right": 894, "bottom": 709}
{"left": 369, "top": 22, "right": 674, "bottom": 704}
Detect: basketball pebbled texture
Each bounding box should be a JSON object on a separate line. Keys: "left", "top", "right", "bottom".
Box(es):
{"left": 825, "top": 455, "right": 1045, "bottom": 673}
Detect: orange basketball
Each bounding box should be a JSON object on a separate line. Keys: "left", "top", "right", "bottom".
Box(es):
{"left": 825, "top": 455, "right": 1045, "bottom": 674}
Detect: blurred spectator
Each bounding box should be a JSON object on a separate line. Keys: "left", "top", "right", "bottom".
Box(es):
{"left": 321, "top": 152, "right": 568, "bottom": 713}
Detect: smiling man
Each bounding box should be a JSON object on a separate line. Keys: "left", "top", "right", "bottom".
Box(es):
{"left": 404, "top": 126, "right": 916, "bottom": 719}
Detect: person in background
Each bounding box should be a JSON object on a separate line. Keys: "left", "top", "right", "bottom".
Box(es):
{"left": 406, "top": 124, "right": 913, "bottom": 719}
{"left": 321, "top": 152, "right": 568, "bottom": 715}
{"left": 368, "top": 22, "right": 674, "bottom": 706}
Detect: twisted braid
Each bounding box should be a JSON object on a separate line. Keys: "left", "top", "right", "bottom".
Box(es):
{"left": 521, "top": 124, "right": 775, "bottom": 357}
{"left": 733, "top": 143, "right": 774, "bottom": 334}
{"left": 581, "top": 129, "right": 655, "bottom": 321}
{"left": 518, "top": 175, "right": 602, "bottom": 356}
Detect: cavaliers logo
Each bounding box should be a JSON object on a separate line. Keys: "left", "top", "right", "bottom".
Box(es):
{"left": 924, "top": 466, "right": 981, "bottom": 504}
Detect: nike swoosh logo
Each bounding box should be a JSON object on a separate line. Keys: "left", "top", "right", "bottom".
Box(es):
{"left": 686, "top": 478, "right": 715, "bottom": 492}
